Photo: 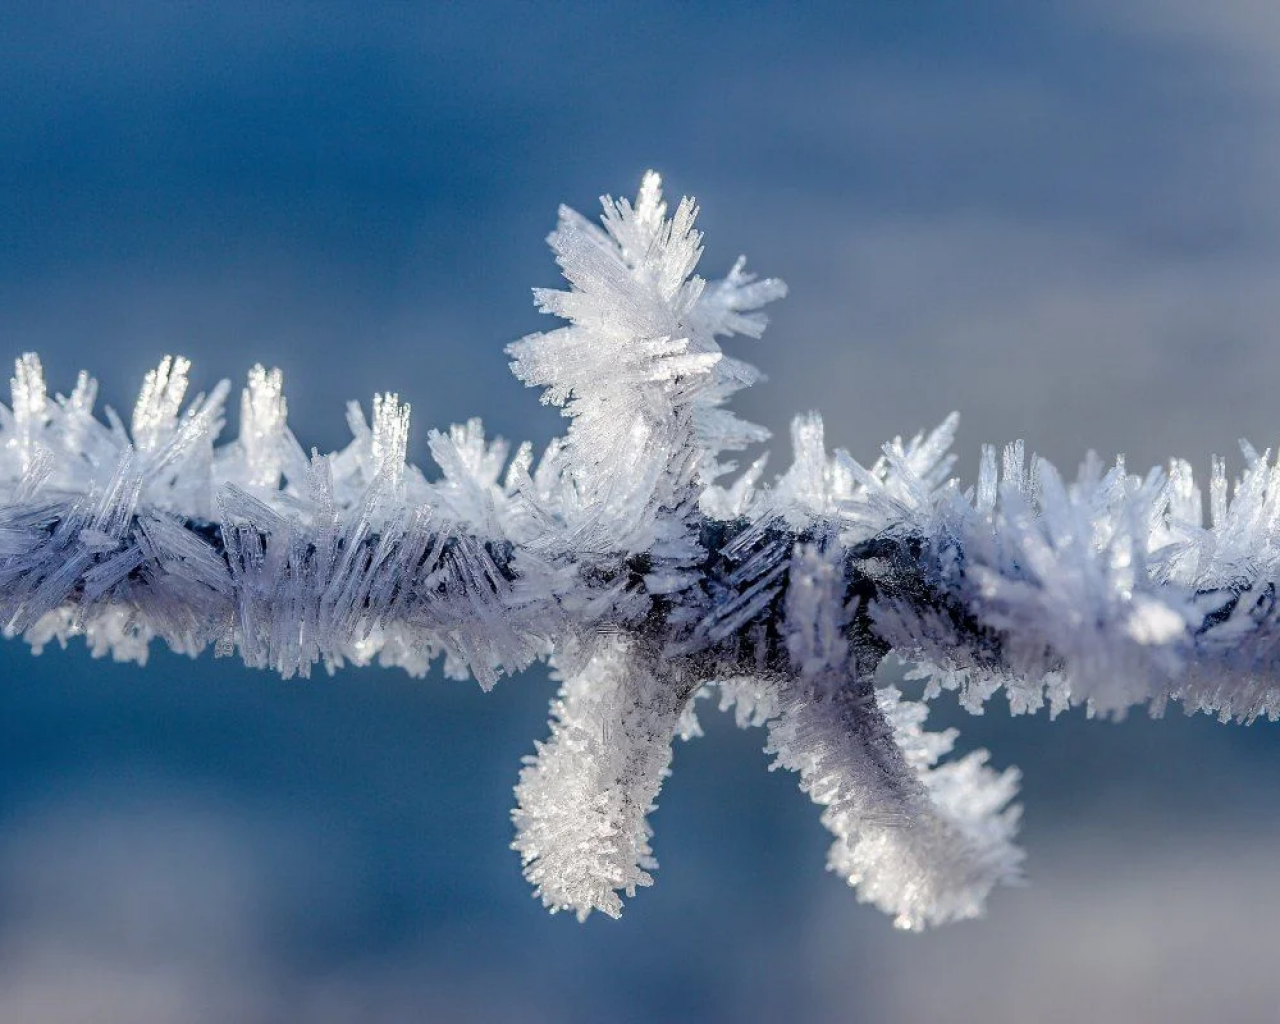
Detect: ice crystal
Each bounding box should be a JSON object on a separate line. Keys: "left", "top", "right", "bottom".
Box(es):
{"left": 512, "top": 634, "right": 691, "bottom": 920}
{"left": 2, "top": 171, "right": 1274, "bottom": 929}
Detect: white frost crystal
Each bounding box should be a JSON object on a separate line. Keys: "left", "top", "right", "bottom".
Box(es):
{"left": 512, "top": 635, "right": 692, "bottom": 920}
{"left": 507, "top": 171, "right": 786, "bottom": 553}
{"left": 1, "top": 171, "right": 1272, "bottom": 929}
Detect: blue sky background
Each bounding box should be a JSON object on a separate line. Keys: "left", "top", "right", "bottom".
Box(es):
{"left": 4, "top": 4, "right": 1280, "bottom": 1021}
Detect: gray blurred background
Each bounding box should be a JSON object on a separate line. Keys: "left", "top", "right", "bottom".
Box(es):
{"left": 3, "top": 3, "right": 1280, "bottom": 1021}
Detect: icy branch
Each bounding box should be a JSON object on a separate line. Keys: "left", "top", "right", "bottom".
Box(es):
{"left": 1, "top": 172, "right": 1274, "bottom": 930}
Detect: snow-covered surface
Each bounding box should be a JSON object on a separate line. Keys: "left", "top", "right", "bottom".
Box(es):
{"left": 3, "top": 174, "right": 1276, "bottom": 928}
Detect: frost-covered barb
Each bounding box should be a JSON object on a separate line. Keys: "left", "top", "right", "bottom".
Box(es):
{"left": 2, "top": 173, "right": 1275, "bottom": 931}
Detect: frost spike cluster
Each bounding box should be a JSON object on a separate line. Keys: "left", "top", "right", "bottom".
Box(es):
{"left": 1, "top": 173, "right": 1274, "bottom": 931}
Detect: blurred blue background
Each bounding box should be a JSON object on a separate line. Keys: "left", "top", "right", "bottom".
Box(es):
{"left": 4, "top": 3, "right": 1280, "bottom": 1021}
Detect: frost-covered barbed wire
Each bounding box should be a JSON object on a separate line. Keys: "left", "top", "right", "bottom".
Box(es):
{"left": 1, "top": 173, "right": 1275, "bottom": 930}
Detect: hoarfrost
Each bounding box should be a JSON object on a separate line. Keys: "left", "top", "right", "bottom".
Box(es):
{"left": 512, "top": 635, "right": 692, "bottom": 921}
{"left": 2, "top": 171, "right": 1272, "bottom": 928}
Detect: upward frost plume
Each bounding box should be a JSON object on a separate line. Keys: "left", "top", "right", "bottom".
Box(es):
{"left": 506, "top": 172, "right": 786, "bottom": 552}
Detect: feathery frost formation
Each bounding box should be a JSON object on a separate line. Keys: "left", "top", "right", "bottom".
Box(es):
{"left": 1, "top": 173, "right": 1274, "bottom": 929}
